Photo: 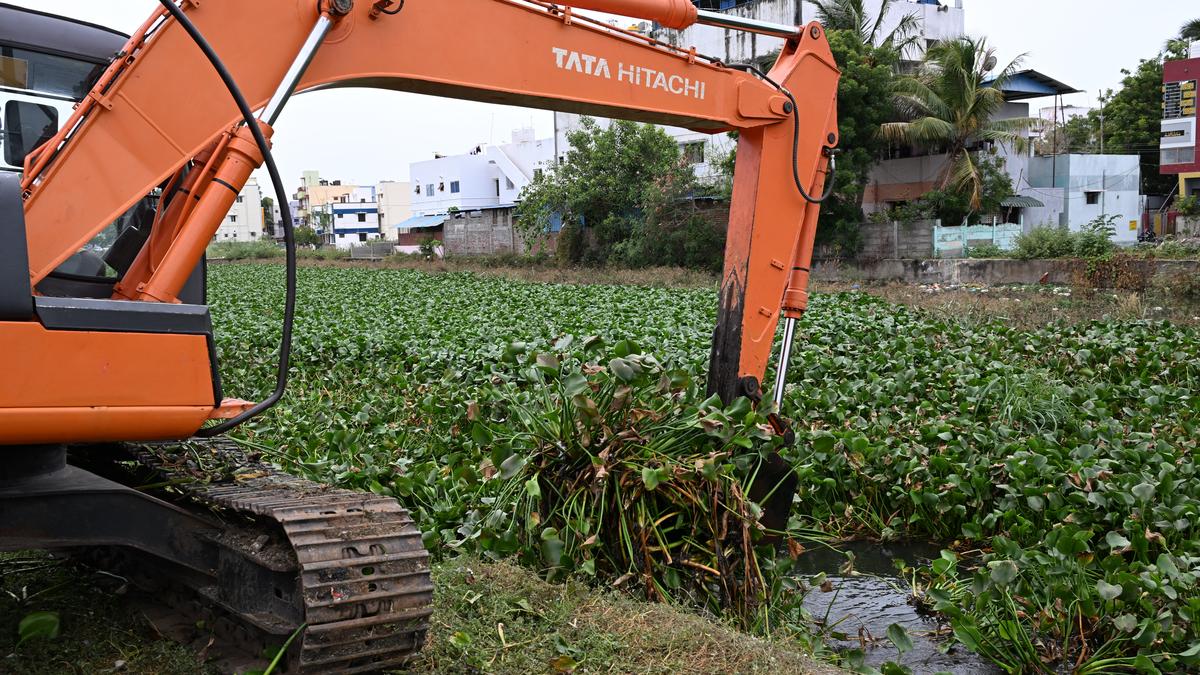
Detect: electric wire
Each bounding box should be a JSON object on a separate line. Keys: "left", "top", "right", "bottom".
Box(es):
{"left": 155, "top": 0, "right": 297, "bottom": 437}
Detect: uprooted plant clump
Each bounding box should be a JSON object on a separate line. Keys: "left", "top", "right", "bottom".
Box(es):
{"left": 459, "top": 341, "right": 807, "bottom": 625}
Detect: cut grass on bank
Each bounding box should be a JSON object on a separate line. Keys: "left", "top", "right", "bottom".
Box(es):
{"left": 0, "top": 552, "right": 835, "bottom": 674}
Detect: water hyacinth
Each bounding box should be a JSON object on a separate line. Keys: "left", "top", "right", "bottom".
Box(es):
{"left": 458, "top": 341, "right": 802, "bottom": 623}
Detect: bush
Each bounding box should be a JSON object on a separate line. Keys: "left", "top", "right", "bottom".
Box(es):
{"left": 1072, "top": 215, "right": 1117, "bottom": 258}
{"left": 966, "top": 242, "right": 1007, "bottom": 258}
{"left": 1177, "top": 194, "right": 1200, "bottom": 217}
{"left": 206, "top": 240, "right": 284, "bottom": 260}
{"left": 296, "top": 246, "right": 350, "bottom": 261}
{"left": 1012, "top": 216, "right": 1116, "bottom": 260}
{"left": 1012, "top": 226, "right": 1074, "bottom": 259}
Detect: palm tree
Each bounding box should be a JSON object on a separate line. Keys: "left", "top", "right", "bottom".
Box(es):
{"left": 881, "top": 37, "right": 1038, "bottom": 210}
{"left": 812, "top": 0, "right": 923, "bottom": 55}
{"left": 1181, "top": 19, "right": 1200, "bottom": 43}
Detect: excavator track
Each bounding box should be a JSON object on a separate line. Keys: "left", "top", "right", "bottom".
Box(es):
{"left": 106, "top": 439, "right": 434, "bottom": 673}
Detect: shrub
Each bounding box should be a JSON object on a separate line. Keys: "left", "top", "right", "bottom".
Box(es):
{"left": 1072, "top": 215, "right": 1116, "bottom": 258}
{"left": 296, "top": 246, "right": 350, "bottom": 261}
{"left": 966, "top": 242, "right": 1007, "bottom": 258}
{"left": 1012, "top": 216, "right": 1117, "bottom": 260}
{"left": 206, "top": 240, "right": 284, "bottom": 260}
{"left": 1012, "top": 226, "right": 1074, "bottom": 259}
{"left": 1177, "top": 194, "right": 1200, "bottom": 217}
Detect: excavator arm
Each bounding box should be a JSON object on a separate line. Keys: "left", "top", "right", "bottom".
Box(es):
{"left": 3, "top": 0, "right": 839, "bottom": 445}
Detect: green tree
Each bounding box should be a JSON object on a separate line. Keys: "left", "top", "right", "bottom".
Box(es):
{"left": 516, "top": 118, "right": 694, "bottom": 265}
{"left": 812, "top": 0, "right": 922, "bottom": 55}
{"left": 815, "top": 29, "right": 904, "bottom": 252}
{"left": 1088, "top": 53, "right": 1179, "bottom": 195}
{"left": 882, "top": 37, "right": 1038, "bottom": 209}
{"left": 294, "top": 225, "right": 320, "bottom": 247}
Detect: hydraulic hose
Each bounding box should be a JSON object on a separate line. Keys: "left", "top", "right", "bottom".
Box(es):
{"left": 728, "top": 63, "right": 837, "bottom": 204}
{"left": 155, "top": 0, "right": 298, "bottom": 437}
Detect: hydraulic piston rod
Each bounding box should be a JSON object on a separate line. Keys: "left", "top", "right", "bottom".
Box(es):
{"left": 695, "top": 9, "right": 802, "bottom": 39}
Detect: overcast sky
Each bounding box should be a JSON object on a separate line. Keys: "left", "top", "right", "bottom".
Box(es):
{"left": 10, "top": 0, "right": 1197, "bottom": 192}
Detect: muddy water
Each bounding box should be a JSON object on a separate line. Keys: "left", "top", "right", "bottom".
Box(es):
{"left": 793, "top": 541, "right": 999, "bottom": 674}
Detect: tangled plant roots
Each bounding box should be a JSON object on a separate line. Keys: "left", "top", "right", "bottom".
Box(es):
{"left": 460, "top": 340, "right": 801, "bottom": 625}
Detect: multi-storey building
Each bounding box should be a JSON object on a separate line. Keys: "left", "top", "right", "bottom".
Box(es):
{"left": 376, "top": 180, "right": 413, "bottom": 242}
{"left": 293, "top": 170, "right": 356, "bottom": 229}
{"left": 215, "top": 178, "right": 265, "bottom": 242}
{"left": 1161, "top": 43, "right": 1200, "bottom": 200}
{"left": 318, "top": 185, "right": 382, "bottom": 249}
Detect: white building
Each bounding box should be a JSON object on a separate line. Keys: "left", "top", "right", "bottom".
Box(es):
{"left": 659, "top": 0, "right": 964, "bottom": 65}
{"left": 215, "top": 178, "right": 264, "bottom": 242}
{"left": 377, "top": 181, "right": 413, "bottom": 241}
{"left": 322, "top": 185, "right": 382, "bottom": 249}
{"left": 409, "top": 128, "right": 554, "bottom": 217}
{"left": 1021, "top": 154, "right": 1143, "bottom": 244}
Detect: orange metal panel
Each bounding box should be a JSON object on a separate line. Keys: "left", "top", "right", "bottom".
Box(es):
{"left": 0, "top": 322, "right": 215, "bottom": 408}
{"left": 0, "top": 407, "right": 214, "bottom": 445}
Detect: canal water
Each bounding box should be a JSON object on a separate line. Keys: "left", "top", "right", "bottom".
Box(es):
{"left": 794, "top": 541, "right": 999, "bottom": 674}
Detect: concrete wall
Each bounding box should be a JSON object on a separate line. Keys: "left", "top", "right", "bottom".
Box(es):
{"left": 858, "top": 220, "right": 935, "bottom": 259}
{"left": 443, "top": 208, "right": 526, "bottom": 256}
{"left": 813, "top": 257, "right": 1200, "bottom": 287}
{"left": 1179, "top": 216, "right": 1200, "bottom": 237}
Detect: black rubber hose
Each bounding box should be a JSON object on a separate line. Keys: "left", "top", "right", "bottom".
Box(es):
{"left": 728, "top": 63, "right": 837, "bottom": 204}
{"left": 155, "top": 0, "right": 297, "bottom": 437}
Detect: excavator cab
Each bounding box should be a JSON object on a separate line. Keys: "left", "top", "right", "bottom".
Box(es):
{"left": 1, "top": 1, "right": 839, "bottom": 670}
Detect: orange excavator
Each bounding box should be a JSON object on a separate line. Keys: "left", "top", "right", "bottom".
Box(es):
{"left": 0, "top": 0, "right": 838, "bottom": 670}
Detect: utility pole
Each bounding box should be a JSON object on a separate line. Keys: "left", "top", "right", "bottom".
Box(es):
{"left": 1099, "top": 90, "right": 1108, "bottom": 216}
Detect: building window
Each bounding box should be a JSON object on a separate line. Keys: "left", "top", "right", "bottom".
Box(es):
{"left": 236, "top": 195, "right": 244, "bottom": 203}
{"left": 426, "top": 184, "right": 434, "bottom": 197}
{"left": 358, "top": 233, "right": 367, "bottom": 242}
{"left": 450, "top": 181, "right": 460, "bottom": 193}
{"left": 340, "top": 195, "right": 348, "bottom": 203}
{"left": 337, "top": 212, "right": 344, "bottom": 219}
{"left": 1085, "top": 191, "right": 1101, "bottom": 205}
{"left": 505, "top": 177, "right": 515, "bottom": 190}
{"left": 229, "top": 215, "right": 237, "bottom": 222}
{"left": 494, "top": 179, "right": 500, "bottom": 197}
{"left": 681, "top": 141, "right": 705, "bottom": 165}
{"left": 357, "top": 213, "right": 367, "bottom": 222}
{"left": 1161, "top": 147, "right": 1195, "bottom": 166}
